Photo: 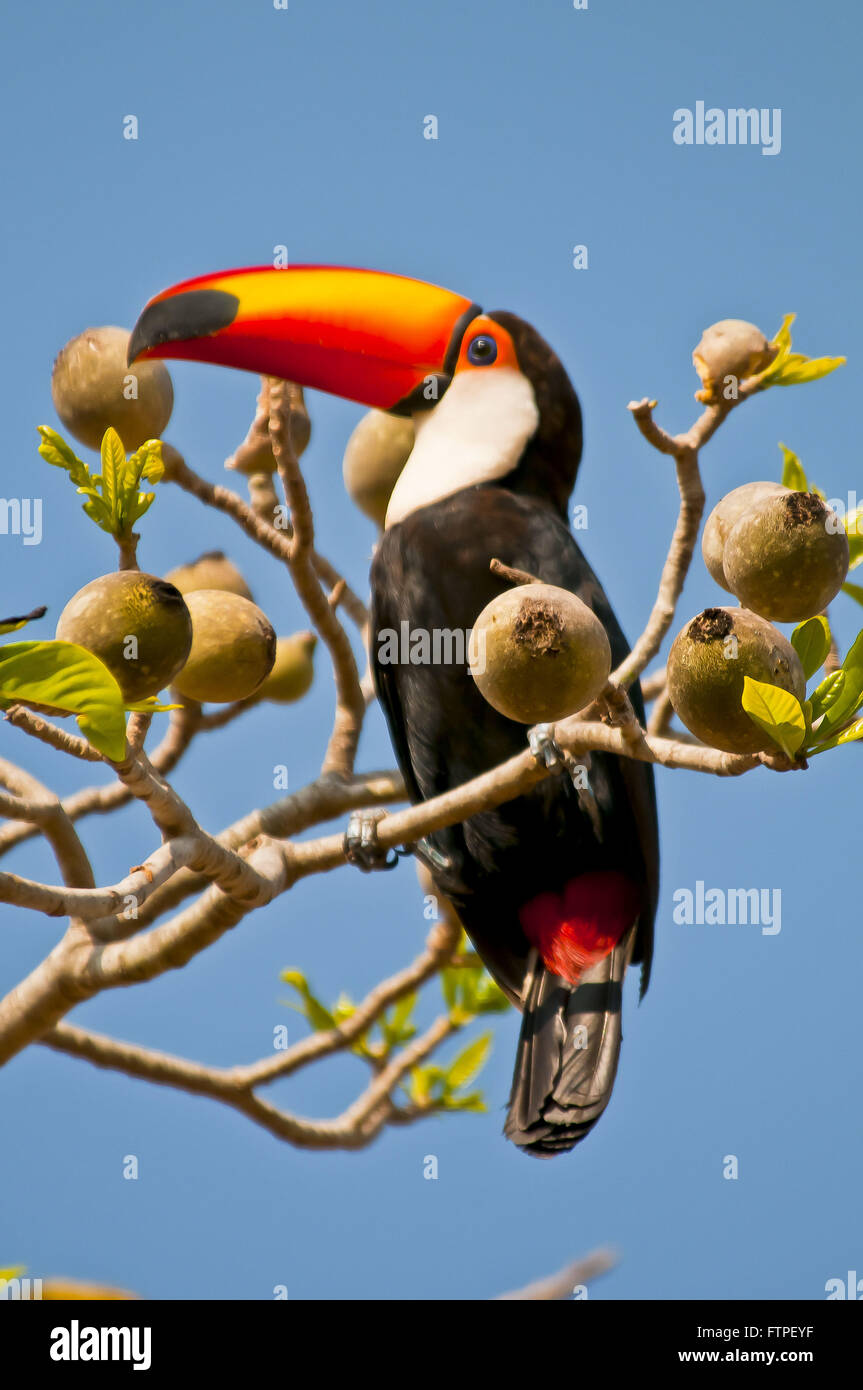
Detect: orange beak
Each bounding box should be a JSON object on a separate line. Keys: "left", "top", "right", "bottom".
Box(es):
{"left": 128, "top": 264, "right": 480, "bottom": 412}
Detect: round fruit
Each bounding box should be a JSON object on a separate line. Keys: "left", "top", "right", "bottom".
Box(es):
{"left": 165, "top": 551, "right": 253, "bottom": 602}
{"left": 702, "top": 481, "right": 790, "bottom": 591}
{"left": 258, "top": 632, "right": 317, "bottom": 703}
{"left": 342, "top": 409, "right": 414, "bottom": 526}
{"left": 52, "top": 327, "right": 173, "bottom": 452}
{"left": 55, "top": 572, "right": 192, "bottom": 702}
{"left": 171, "top": 590, "right": 276, "bottom": 703}
{"left": 468, "top": 583, "right": 611, "bottom": 724}
{"left": 667, "top": 607, "right": 805, "bottom": 753}
{"left": 723, "top": 491, "right": 849, "bottom": 622}
{"left": 692, "top": 319, "right": 777, "bottom": 402}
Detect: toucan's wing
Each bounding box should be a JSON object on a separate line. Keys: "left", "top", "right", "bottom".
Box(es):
{"left": 509, "top": 513, "right": 660, "bottom": 992}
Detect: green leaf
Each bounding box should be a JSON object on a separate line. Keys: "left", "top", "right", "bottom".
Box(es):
{"left": 409, "top": 1067, "right": 433, "bottom": 1106}
{"left": 124, "top": 696, "right": 184, "bottom": 713}
{"left": 130, "top": 439, "right": 165, "bottom": 484}
{"left": 100, "top": 427, "right": 126, "bottom": 526}
{"left": 440, "top": 967, "right": 459, "bottom": 1013}
{"left": 816, "top": 630, "right": 863, "bottom": 735}
{"left": 807, "top": 670, "right": 846, "bottom": 730}
{"left": 446, "top": 1032, "right": 492, "bottom": 1091}
{"left": 741, "top": 676, "right": 806, "bottom": 759}
{"left": 809, "top": 716, "right": 863, "bottom": 755}
{"left": 0, "top": 606, "right": 47, "bottom": 636}
{"left": 390, "top": 992, "right": 416, "bottom": 1033}
{"left": 81, "top": 497, "right": 113, "bottom": 532}
{"left": 0, "top": 640, "right": 127, "bottom": 759}
{"left": 779, "top": 443, "right": 808, "bottom": 493}
{"left": 757, "top": 317, "right": 845, "bottom": 390}
{"left": 37, "top": 425, "right": 90, "bottom": 486}
{"left": 474, "top": 975, "right": 511, "bottom": 1014}
{"left": 440, "top": 1091, "right": 486, "bottom": 1112}
{"left": 842, "top": 581, "right": 863, "bottom": 606}
{"left": 332, "top": 992, "right": 356, "bottom": 1025}
{"left": 279, "top": 970, "right": 336, "bottom": 1032}
{"left": 772, "top": 313, "right": 795, "bottom": 356}
{"left": 127, "top": 491, "right": 157, "bottom": 526}
{"left": 843, "top": 512, "right": 863, "bottom": 572}
{"left": 39, "top": 425, "right": 164, "bottom": 538}
{"left": 791, "top": 616, "right": 832, "bottom": 680}
{"left": 771, "top": 354, "right": 846, "bottom": 387}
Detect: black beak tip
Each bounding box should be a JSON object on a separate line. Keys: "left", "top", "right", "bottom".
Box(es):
{"left": 126, "top": 288, "right": 241, "bottom": 367}
{"left": 127, "top": 320, "right": 148, "bottom": 366}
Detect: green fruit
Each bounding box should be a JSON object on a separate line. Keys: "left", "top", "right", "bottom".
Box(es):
{"left": 258, "top": 632, "right": 317, "bottom": 703}
{"left": 692, "top": 319, "right": 777, "bottom": 403}
{"left": 468, "top": 583, "right": 611, "bottom": 724}
{"left": 342, "top": 409, "right": 414, "bottom": 526}
{"left": 702, "top": 481, "right": 790, "bottom": 591}
{"left": 55, "top": 572, "right": 192, "bottom": 702}
{"left": 667, "top": 606, "right": 805, "bottom": 753}
{"left": 723, "top": 491, "right": 849, "bottom": 622}
{"left": 165, "top": 551, "right": 253, "bottom": 602}
{"left": 52, "top": 326, "right": 173, "bottom": 452}
{"left": 171, "top": 590, "right": 276, "bottom": 703}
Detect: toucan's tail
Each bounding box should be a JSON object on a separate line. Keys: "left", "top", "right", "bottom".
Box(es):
{"left": 504, "top": 928, "right": 636, "bottom": 1157}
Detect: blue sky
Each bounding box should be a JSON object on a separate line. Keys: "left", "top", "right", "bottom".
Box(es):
{"left": 1, "top": 0, "right": 860, "bottom": 1299}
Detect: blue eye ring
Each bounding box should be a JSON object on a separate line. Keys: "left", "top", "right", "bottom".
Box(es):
{"left": 466, "top": 334, "right": 498, "bottom": 366}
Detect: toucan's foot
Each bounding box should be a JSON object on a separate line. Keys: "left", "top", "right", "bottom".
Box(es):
{"left": 528, "top": 723, "right": 566, "bottom": 771}
{"left": 528, "top": 725, "right": 600, "bottom": 828}
{"left": 344, "top": 811, "right": 400, "bottom": 872}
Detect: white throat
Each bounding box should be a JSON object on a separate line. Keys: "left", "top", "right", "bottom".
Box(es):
{"left": 384, "top": 367, "right": 539, "bottom": 528}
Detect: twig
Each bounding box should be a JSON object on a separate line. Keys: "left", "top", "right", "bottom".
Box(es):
{"left": 614, "top": 383, "right": 760, "bottom": 688}
{"left": 269, "top": 379, "right": 365, "bottom": 776}
{"left": 4, "top": 706, "right": 104, "bottom": 762}
{"left": 164, "top": 446, "right": 367, "bottom": 630}
{"left": 497, "top": 1248, "right": 617, "bottom": 1300}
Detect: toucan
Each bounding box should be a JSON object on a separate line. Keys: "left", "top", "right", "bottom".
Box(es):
{"left": 129, "top": 265, "right": 660, "bottom": 1156}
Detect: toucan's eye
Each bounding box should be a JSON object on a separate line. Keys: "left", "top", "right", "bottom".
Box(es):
{"left": 467, "top": 334, "right": 498, "bottom": 366}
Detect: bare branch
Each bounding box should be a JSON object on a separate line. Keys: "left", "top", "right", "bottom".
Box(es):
{"left": 41, "top": 993, "right": 459, "bottom": 1151}
{"left": 163, "top": 444, "right": 367, "bottom": 630}
{"left": 4, "top": 705, "right": 103, "bottom": 762}
{"left": 269, "top": 378, "right": 365, "bottom": 776}
{"left": 0, "top": 757, "right": 94, "bottom": 890}
{"left": 497, "top": 1248, "right": 617, "bottom": 1300}
{"left": 237, "top": 916, "right": 460, "bottom": 1087}
{"left": 614, "top": 383, "right": 761, "bottom": 689}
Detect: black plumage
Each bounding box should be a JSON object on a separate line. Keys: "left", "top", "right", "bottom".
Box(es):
{"left": 370, "top": 315, "right": 659, "bottom": 1154}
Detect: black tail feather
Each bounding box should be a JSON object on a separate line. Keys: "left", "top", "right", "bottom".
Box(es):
{"left": 504, "top": 929, "right": 636, "bottom": 1157}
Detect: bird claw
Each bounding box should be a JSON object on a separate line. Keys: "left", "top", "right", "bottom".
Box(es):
{"left": 528, "top": 723, "right": 570, "bottom": 772}
{"left": 344, "top": 811, "right": 400, "bottom": 872}
{"left": 528, "top": 724, "right": 599, "bottom": 818}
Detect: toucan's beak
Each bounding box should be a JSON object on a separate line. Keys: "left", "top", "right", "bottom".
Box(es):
{"left": 128, "top": 265, "right": 480, "bottom": 412}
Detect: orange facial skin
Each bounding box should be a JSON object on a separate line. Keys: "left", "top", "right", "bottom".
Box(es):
{"left": 452, "top": 314, "right": 521, "bottom": 377}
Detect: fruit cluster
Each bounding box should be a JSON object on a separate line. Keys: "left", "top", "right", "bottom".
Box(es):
{"left": 668, "top": 474, "right": 851, "bottom": 754}
{"left": 0, "top": 328, "right": 318, "bottom": 757}
{"left": 460, "top": 317, "right": 857, "bottom": 762}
